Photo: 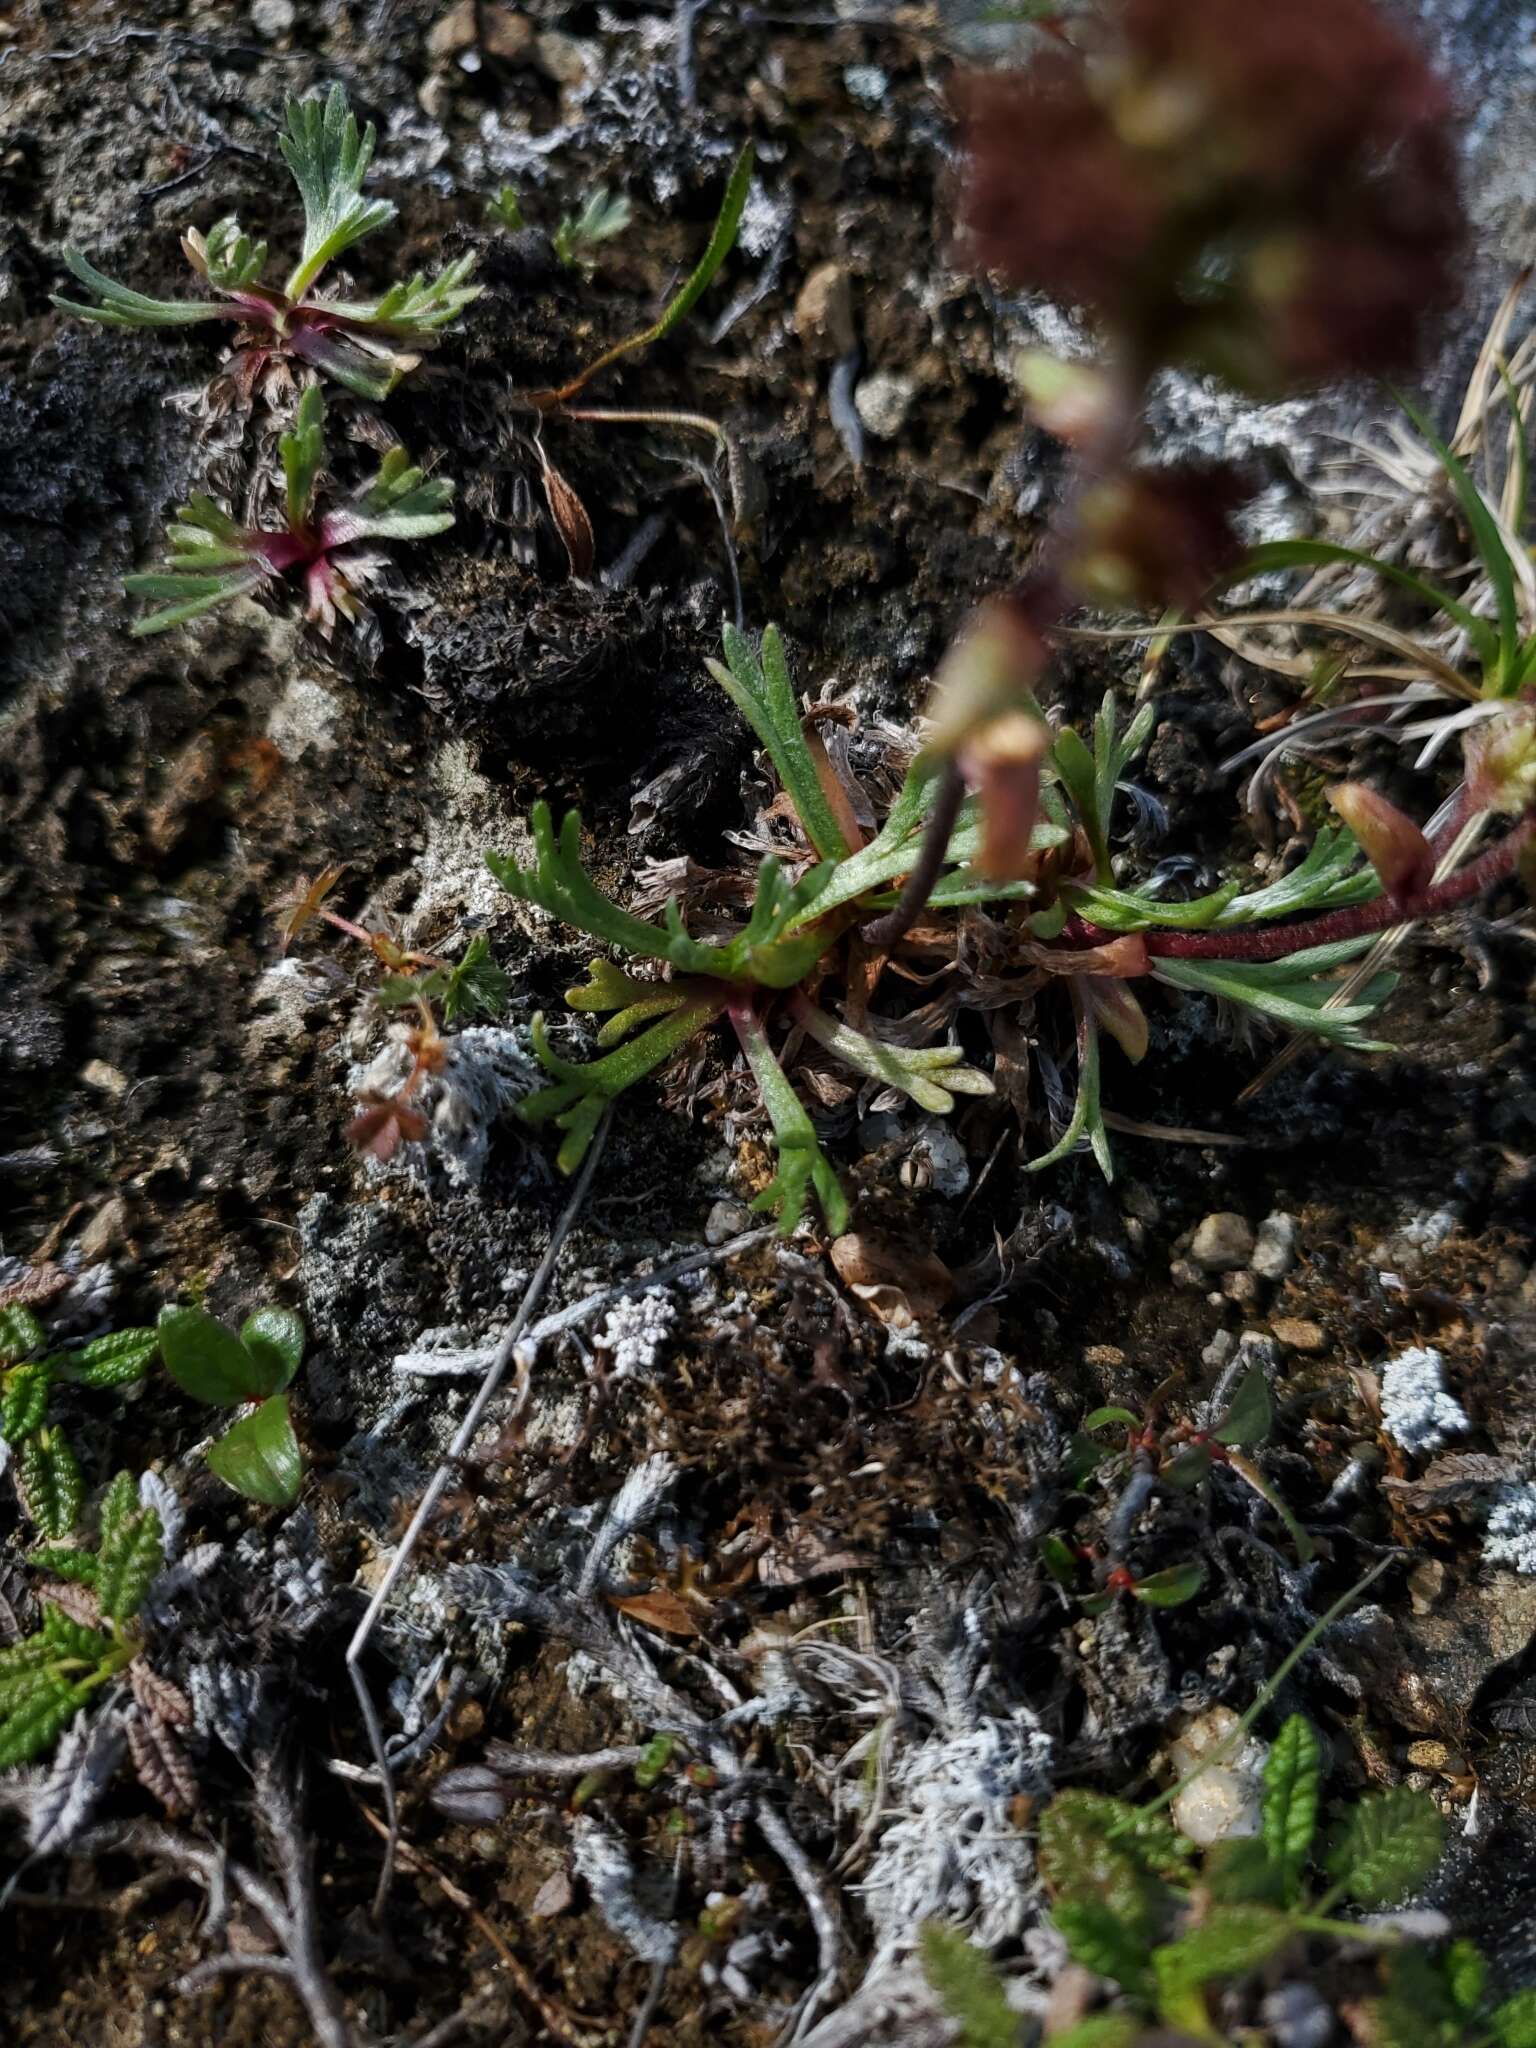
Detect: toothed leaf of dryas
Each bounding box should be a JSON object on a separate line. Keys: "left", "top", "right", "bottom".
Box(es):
{"left": 0, "top": 1676, "right": 95, "bottom": 1769}
{"left": 280, "top": 84, "right": 396, "bottom": 299}
{"left": 1051, "top": 1901, "right": 1153, "bottom": 1998}
{"left": 96, "top": 1497, "right": 164, "bottom": 1622}
{"left": 0, "top": 1306, "right": 45, "bottom": 1367}
{"left": 96, "top": 1470, "right": 139, "bottom": 1554}
{"left": 0, "top": 1661, "right": 63, "bottom": 1719}
{"left": 206, "top": 1394, "right": 302, "bottom": 1508}
{"left": 1443, "top": 1940, "right": 1487, "bottom": 2017}
{"left": 1327, "top": 1784, "right": 1444, "bottom": 1906}
{"left": 1491, "top": 1989, "right": 1536, "bottom": 2048}
{"left": 1203, "top": 1834, "right": 1283, "bottom": 1906}
{"left": 2, "top": 1363, "right": 51, "bottom": 1440}
{"left": 19, "top": 1433, "right": 84, "bottom": 1539}
{"left": 919, "top": 1924, "right": 1023, "bottom": 2048}
{"left": 239, "top": 1306, "right": 305, "bottom": 1394}
{"left": 158, "top": 1305, "right": 273, "bottom": 1405}
{"left": 41, "top": 1606, "right": 111, "bottom": 1661}
{"left": 29, "top": 1546, "right": 100, "bottom": 1588}
{"left": 1153, "top": 1904, "right": 1295, "bottom": 2001}
{"left": 1262, "top": 1715, "right": 1322, "bottom": 1905}
{"left": 69, "top": 1327, "right": 158, "bottom": 1389}
{"left": 1037, "top": 1790, "right": 1182, "bottom": 1945}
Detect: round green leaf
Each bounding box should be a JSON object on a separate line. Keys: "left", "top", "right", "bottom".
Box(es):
{"left": 158, "top": 1305, "right": 266, "bottom": 1405}
{"left": 206, "top": 1395, "right": 303, "bottom": 1508}
{"left": 240, "top": 1306, "right": 306, "bottom": 1393}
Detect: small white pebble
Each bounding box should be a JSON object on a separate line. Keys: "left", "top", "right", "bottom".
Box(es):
{"left": 1168, "top": 1706, "right": 1267, "bottom": 1845}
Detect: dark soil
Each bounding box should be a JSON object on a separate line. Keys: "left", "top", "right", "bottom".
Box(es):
{"left": 4, "top": 3, "right": 1536, "bottom": 2045}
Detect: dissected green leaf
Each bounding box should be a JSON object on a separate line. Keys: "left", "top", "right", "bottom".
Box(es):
{"left": 280, "top": 84, "right": 396, "bottom": 299}
{"left": 52, "top": 248, "right": 231, "bottom": 329}
{"left": 1038, "top": 1790, "right": 1182, "bottom": 1946}
{"left": 205, "top": 1394, "right": 303, "bottom": 1508}
{"left": 734, "top": 1008, "right": 849, "bottom": 1236}
{"left": 1151, "top": 942, "right": 1398, "bottom": 1052}
{"left": 522, "top": 998, "right": 725, "bottom": 1175}
{"left": 1327, "top": 1783, "right": 1445, "bottom": 1906}
{"left": 794, "top": 1002, "right": 993, "bottom": 1114}
{"left": 708, "top": 624, "right": 853, "bottom": 862}
{"left": 40, "top": 1606, "right": 112, "bottom": 1661}
{"left": 1261, "top": 1714, "right": 1322, "bottom": 1904}
{"left": 96, "top": 1470, "right": 139, "bottom": 1555}
{"left": 440, "top": 933, "right": 508, "bottom": 1022}
{"left": 29, "top": 1546, "right": 100, "bottom": 1587}
{"left": 919, "top": 1924, "right": 1022, "bottom": 2048}
{"left": 239, "top": 1306, "right": 306, "bottom": 1394}
{"left": 282, "top": 384, "right": 328, "bottom": 529}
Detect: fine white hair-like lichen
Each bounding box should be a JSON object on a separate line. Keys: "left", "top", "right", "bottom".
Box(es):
{"left": 1378, "top": 1346, "right": 1469, "bottom": 1454}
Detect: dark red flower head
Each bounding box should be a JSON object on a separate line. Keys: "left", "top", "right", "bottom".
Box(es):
{"left": 957, "top": 0, "right": 1463, "bottom": 390}
{"left": 1073, "top": 462, "right": 1252, "bottom": 608}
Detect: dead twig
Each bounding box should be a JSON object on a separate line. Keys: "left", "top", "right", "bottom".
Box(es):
{"left": 348, "top": 1110, "right": 614, "bottom": 1917}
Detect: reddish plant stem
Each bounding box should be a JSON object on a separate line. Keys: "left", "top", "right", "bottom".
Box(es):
{"left": 1058, "top": 813, "right": 1534, "bottom": 962}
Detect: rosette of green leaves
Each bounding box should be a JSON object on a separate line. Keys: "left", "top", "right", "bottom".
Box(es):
{"left": 158, "top": 1305, "right": 306, "bottom": 1508}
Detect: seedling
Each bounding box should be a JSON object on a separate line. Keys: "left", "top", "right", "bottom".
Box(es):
{"left": 125, "top": 384, "right": 455, "bottom": 635}
{"left": 54, "top": 85, "right": 481, "bottom": 401}
{"left": 0, "top": 1472, "right": 166, "bottom": 1768}
{"left": 486, "top": 622, "right": 1502, "bottom": 1219}
{"left": 0, "top": 1305, "right": 157, "bottom": 1540}
{"left": 553, "top": 188, "right": 633, "bottom": 270}
{"left": 157, "top": 1304, "right": 306, "bottom": 1508}
{"left": 271, "top": 864, "right": 508, "bottom": 1160}
{"left": 484, "top": 185, "right": 524, "bottom": 231}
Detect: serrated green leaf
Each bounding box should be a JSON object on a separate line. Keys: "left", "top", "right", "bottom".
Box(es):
{"left": 1328, "top": 1784, "right": 1444, "bottom": 1906}
{"left": 1152, "top": 1903, "right": 1294, "bottom": 1999}
{"left": 1038, "top": 1790, "right": 1183, "bottom": 1945}
{"left": 158, "top": 1305, "right": 270, "bottom": 1405}
{"left": 0, "top": 1675, "right": 94, "bottom": 1768}
{"left": 1214, "top": 1365, "right": 1273, "bottom": 1448}
{"left": 918, "top": 1924, "right": 1022, "bottom": 2048}
{"left": 206, "top": 1394, "right": 303, "bottom": 1508}
{"left": 0, "top": 1306, "right": 45, "bottom": 1367}
{"left": 440, "top": 933, "right": 508, "bottom": 1023}
{"left": 239, "top": 1306, "right": 306, "bottom": 1394}
{"left": 97, "top": 1470, "right": 139, "bottom": 1554}
{"left": 2, "top": 1363, "right": 51, "bottom": 1440}
{"left": 1490, "top": 1987, "right": 1536, "bottom": 2048}
{"left": 70, "top": 1326, "right": 158, "bottom": 1388}
{"left": 1262, "top": 1715, "right": 1322, "bottom": 1904}
{"left": 97, "top": 1501, "right": 164, "bottom": 1623}
{"left": 0, "top": 1664, "right": 64, "bottom": 1718}
{"left": 1203, "top": 1834, "right": 1281, "bottom": 1906}
{"left": 30, "top": 1546, "right": 99, "bottom": 1587}
{"left": 1046, "top": 2020, "right": 1143, "bottom": 2048}
{"left": 1052, "top": 1900, "right": 1154, "bottom": 1997}
{"left": 1131, "top": 1561, "right": 1204, "bottom": 1608}
{"left": 19, "top": 1433, "right": 84, "bottom": 1539}
{"left": 40, "top": 1607, "right": 112, "bottom": 1661}
{"left": 1443, "top": 1939, "right": 1487, "bottom": 2017}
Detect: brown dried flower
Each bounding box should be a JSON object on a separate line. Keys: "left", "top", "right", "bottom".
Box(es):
{"left": 1072, "top": 462, "right": 1252, "bottom": 608}
{"left": 345, "top": 1091, "right": 430, "bottom": 1162}
{"left": 957, "top": 0, "right": 1462, "bottom": 389}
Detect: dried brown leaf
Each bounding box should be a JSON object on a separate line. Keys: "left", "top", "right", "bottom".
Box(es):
{"left": 608, "top": 1587, "right": 700, "bottom": 1638}
{"left": 126, "top": 1707, "right": 199, "bottom": 1816}
{"left": 537, "top": 448, "right": 595, "bottom": 579}
{"left": 129, "top": 1658, "right": 194, "bottom": 1728}
{"left": 41, "top": 1580, "right": 102, "bottom": 1629}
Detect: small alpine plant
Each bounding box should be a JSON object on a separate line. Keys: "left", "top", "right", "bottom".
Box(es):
{"left": 485, "top": 624, "right": 1504, "bottom": 1230}
{"left": 53, "top": 85, "right": 480, "bottom": 401}
{"left": 125, "top": 384, "right": 455, "bottom": 635}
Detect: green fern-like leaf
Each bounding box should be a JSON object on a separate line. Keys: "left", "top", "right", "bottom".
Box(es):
{"left": 96, "top": 1492, "right": 165, "bottom": 1624}
{"left": 1, "top": 1363, "right": 51, "bottom": 1441}
{"left": 919, "top": 1924, "right": 1022, "bottom": 2048}
{"left": 1327, "top": 1784, "right": 1445, "bottom": 1906}
{"left": 18, "top": 1432, "right": 84, "bottom": 1540}
{"left": 1262, "top": 1715, "right": 1322, "bottom": 1904}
